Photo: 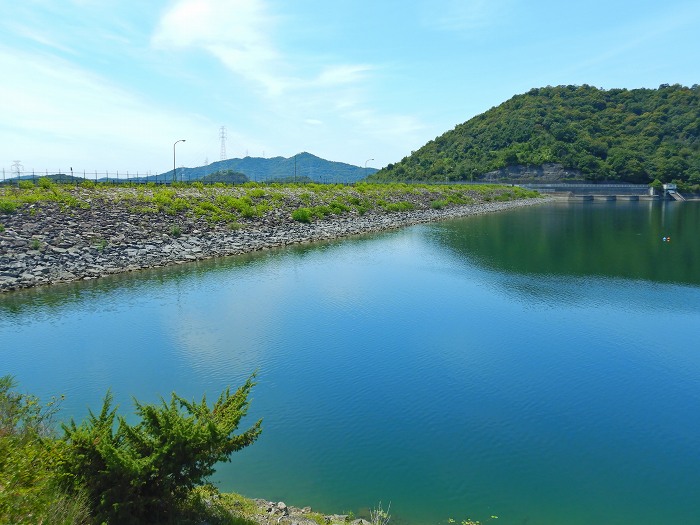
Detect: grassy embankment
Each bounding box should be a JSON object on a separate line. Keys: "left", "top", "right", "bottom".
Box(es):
{"left": 0, "top": 179, "right": 540, "bottom": 233}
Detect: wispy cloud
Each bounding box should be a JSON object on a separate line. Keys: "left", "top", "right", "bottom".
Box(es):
{"left": 315, "top": 64, "right": 375, "bottom": 87}
{"left": 0, "top": 46, "right": 213, "bottom": 171}
{"left": 154, "top": 1, "right": 376, "bottom": 100}
{"left": 422, "top": 0, "right": 513, "bottom": 32}
{"left": 557, "top": 2, "right": 700, "bottom": 82}
{"left": 152, "top": 0, "right": 290, "bottom": 95}
{"left": 151, "top": 0, "right": 424, "bottom": 162}
{"left": 7, "top": 23, "right": 79, "bottom": 55}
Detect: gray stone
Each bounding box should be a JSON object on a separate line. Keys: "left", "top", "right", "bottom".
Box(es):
{"left": 0, "top": 188, "right": 548, "bottom": 292}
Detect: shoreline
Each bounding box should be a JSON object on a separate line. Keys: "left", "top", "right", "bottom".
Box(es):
{"left": 1, "top": 190, "right": 550, "bottom": 293}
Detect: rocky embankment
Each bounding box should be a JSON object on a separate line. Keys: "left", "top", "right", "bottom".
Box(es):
{"left": 246, "top": 499, "right": 370, "bottom": 525}
{"left": 0, "top": 187, "right": 548, "bottom": 292}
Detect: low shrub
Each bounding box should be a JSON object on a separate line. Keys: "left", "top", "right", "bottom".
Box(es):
{"left": 382, "top": 201, "right": 415, "bottom": 212}
{"left": 60, "top": 376, "right": 262, "bottom": 524}
{"left": 247, "top": 188, "right": 266, "bottom": 198}
{"left": 0, "top": 200, "right": 17, "bottom": 213}
{"left": 310, "top": 205, "right": 332, "bottom": 218}
{"left": 493, "top": 192, "right": 514, "bottom": 201}
{"left": 292, "top": 207, "right": 312, "bottom": 222}
{"left": 194, "top": 201, "right": 219, "bottom": 215}
{"left": 0, "top": 376, "right": 89, "bottom": 524}
{"left": 37, "top": 177, "right": 54, "bottom": 189}
{"left": 329, "top": 199, "right": 350, "bottom": 214}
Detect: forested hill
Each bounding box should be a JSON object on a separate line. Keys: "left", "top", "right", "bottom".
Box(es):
{"left": 159, "top": 152, "right": 377, "bottom": 183}
{"left": 369, "top": 84, "right": 699, "bottom": 184}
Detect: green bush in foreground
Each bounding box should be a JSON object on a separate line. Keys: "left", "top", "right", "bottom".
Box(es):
{"left": 60, "top": 375, "right": 262, "bottom": 524}
{"left": 1, "top": 375, "right": 264, "bottom": 524}
{"left": 0, "top": 375, "right": 90, "bottom": 524}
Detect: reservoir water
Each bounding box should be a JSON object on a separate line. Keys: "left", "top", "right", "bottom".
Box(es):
{"left": 2, "top": 200, "right": 700, "bottom": 525}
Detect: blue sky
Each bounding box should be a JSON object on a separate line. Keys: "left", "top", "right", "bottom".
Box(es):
{"left": 1, "top": 0, "right": 698, "bottom": 175}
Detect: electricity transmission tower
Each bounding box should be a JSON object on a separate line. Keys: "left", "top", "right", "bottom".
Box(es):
{"left": 219, "top": 126, "right": 227, "bottom": 161}
{"left": 11, "top": 160, "right": 24, "bottom": 178}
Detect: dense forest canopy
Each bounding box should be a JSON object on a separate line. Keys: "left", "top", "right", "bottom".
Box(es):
{"left": 370, "top": 84, "right": 700, "bottom": 184}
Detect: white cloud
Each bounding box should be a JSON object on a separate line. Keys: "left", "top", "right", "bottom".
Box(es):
{"left": 150, "top": 0, "right": 427, "bottom": 166}
{"left": 152, "top": 0, "right": 290, "bottom": 95}
{"left": 0, "top": 46, "right": 213, "bottom": 172}
{"left": 154, "top": 0, "right": 377, "bottom": 96}
{"left": 315, "top": 64, "right": 375, "bottom": 87}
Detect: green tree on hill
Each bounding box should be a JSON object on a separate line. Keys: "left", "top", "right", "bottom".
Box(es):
{"left": 370, "top": 84, "right": 700, "bottom": 184}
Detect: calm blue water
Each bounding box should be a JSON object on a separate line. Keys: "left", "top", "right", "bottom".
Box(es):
{"left": 2, "top": 201, "right": 699, "bottom": 525}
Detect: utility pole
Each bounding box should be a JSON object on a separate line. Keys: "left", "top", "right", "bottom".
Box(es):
{"left": 173, "top": 139, "right": 186, "bottom": 183}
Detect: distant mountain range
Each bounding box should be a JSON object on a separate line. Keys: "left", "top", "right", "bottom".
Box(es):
{"left": 158, "top": 152, "right": 378, "bottom": 183}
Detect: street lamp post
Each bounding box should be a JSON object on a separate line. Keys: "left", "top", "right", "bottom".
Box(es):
{"left": 173, "top": 139, "right": 186, "bottom": 183}
{"left": 365, "top": 158, "right": 374, "bottom": 170}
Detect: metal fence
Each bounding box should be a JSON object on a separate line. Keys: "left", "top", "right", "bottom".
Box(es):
{"left": 518, "top": 183, "right": 651, "bottom": 195}
{"left": 1, "top": 169, "right": 653, "bottom": 188}
{"left": 0, "top": 170, "right": 517, "bottom": 186}
{"left": 0, "top": 169, "right": 173, "bottom": 185}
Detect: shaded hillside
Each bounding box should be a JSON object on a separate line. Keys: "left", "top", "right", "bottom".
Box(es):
{"left": 158, "top": 152, "right": 378, "bottom": 183}
{"left": 200, "top": 169, "right": 248, "bottom": 184}
{"left": 370, "top": 84, "right": 700, "bottom": 184}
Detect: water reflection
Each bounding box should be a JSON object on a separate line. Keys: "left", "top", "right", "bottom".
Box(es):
{"left": 2, "top": 202, "right": 700, "bottom": 525}
{"left": 432, "top": 201, "right": 700, "bottom": 286}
